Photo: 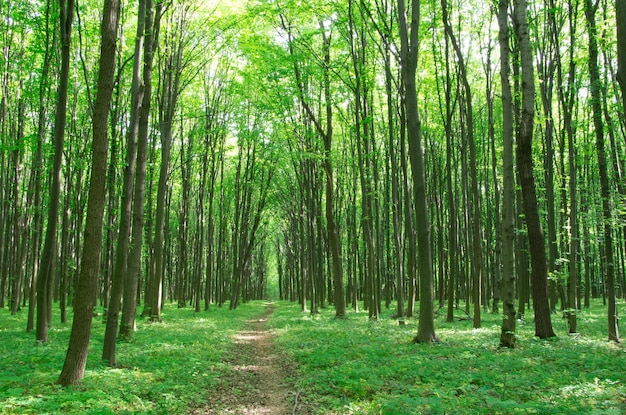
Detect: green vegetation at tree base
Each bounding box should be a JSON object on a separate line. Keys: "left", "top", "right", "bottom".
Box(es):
{"left": 269, "top": 301, "right": 626, "bottom": 415}
{"left": 2, "top": 300, "right": 625, "bottom": 414}
{"left": 0, "top": 302, "right": 262, "bottom": 415}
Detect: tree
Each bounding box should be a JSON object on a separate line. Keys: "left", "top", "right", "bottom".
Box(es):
{"left": 498, "top": 0, "right": 516, "bottom": 348}
{"left": 551, "top": 0, "right": 580, "bottom": 332}
{"left": 282, "top": 14, "right": 346, "bottom": 319}
{"left": 346, "top": 0, "right": 380, "bottom": 320}
{"left": 102, "top": 0, "right": 148, "bottom": 366}
{"left": 512, "top": 0, "right": 555, "bottom": 340}
{"left": 365, "top": 0, "right": 407, "bottom": 320}
{"left": 229, "top": 122, "right": 275, "bottom": 310}
{"left": 119, "top": 0, "right": 160, "bottom": 341}
{"left": 440, "top": 0, "right": 483, "bottom": 329}
{"left": 585, "top": 0, "right": 619, "bottom": 343}
{"left": 146, "top": 3, "right": 188, "bottom": 322}
{"left": 57, "top": 0, "right": 120, "bottom": 386}
{"left": 397, "top": 0, "right": 438, "bottom": 344}
{"left": 36, "top": 0, "right": 74, "bottom": 343}
{"left": 26, "top": 0, "right": 54, "bottom": 333}
{"left": 534, "top": 0, "right": 562, "bottom": 312}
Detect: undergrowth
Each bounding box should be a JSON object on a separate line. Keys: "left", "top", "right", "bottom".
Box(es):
{"left": 0, "top": 301, "right": 263, "bottom": 415}
{"left": 269, "top": 300, "right": 626, "bottom": 415}
{"left": 2, "top": 299, "right": 625, "bottom": 414}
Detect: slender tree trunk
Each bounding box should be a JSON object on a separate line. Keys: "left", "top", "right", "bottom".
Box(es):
{"left": 485, "top": 40, "right": 502, "bottom": 315}
{"left": 383, "top": 28, "right": 405, "bottom": 319}
{"left": 513, "top": 0, "right": 555, "bottom": 339}
{"left": 120, "top": 0, "right": 159, "bottom": 340}
{"left": 36, "top": 0, "right": 75, "bottom": 343}
{"left": 441, "top": 0, "right": 483, "bottom": 329}
{"left": 436, "top": 26, "right": 457, "bottom": 323}
{"left": 348, "top": 5, "right": 378, "bottom": 320}
{"left": 58, "top": 0, "right": 120, "bottom": 385}
{"left": 552, "top": 0, "right": 579, "bottom": 332}
{"left": 400, "top": 84, "right": 417, "bottom": 318}
{"left": 585, "top": 0, "right": 619, "bottom": 343}
{"left": 284, "top": 16, "right": 346, "bottom": 318}
{"left": 10, "top": 63, "right": 26, "bottom": 316}
{"left": 26, "top": 1, "right": 52, "bottom": 330}
{"left": 204, "top": 108, "right": 224, "bottom": 310}
{"left": 398, "top": 0, "right": 438, "bottom": 344}
{"left": 535, "top": 4, "right": 560, "bottom": 312}
{"left": 148, "top": 8, "right": 186, "bottom": 322}
{"left": 498, "top": 0, "right": 516, "bottom": 348}
{"left": 178, "top": 134, "right": 191, "bottom": 309}
{"left": 102, "top": 0, "right": 147, "bottom": 366}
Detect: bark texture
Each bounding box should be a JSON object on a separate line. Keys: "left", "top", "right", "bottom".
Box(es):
{"left": 58, "top": 0, "right": 120, "bottom": 386}
{"left": 513, "top": 0, "right": 555, "bottom": 339}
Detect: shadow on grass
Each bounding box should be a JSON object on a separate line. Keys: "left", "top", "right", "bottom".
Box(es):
{"left": 268, "top": 299, "right": 626, "bottom": 415}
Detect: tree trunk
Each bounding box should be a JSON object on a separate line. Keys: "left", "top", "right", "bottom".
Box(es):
{"left": 348, "top": 5, "right": 378, "bottom": 321}
{"left": 283, "top": 15, "right": 346, "bottom": 319}
{"left": 102, "top": 0, "right": 147, "bottom": 366}
{"left": 36, "top": 0, "right": 74, "bottom": 343}
{"left": 441, "top": 0, "right": 483, "bottom": 329}
{"left": 398, "top": 0, "right": 438, "bottom": 344}
{"left": 383, "top": 25, "right": 405, "bottom": 319}
{"left": 552, "top": 0, "right": 579, "bottom": 333}
{"left": 57, "top": 0, "right": 120, "bottom": 386}
{"left": 513, "top": 0, "right": 555, "bottom": 339}
{"left": 535, "top": 3, "right": 560, "bottom": 312}
{"left": 120, "top": 0, "right": 159, "bottom": 340}
{"left": 26, "top": 0, "right": 52, "bottom": 331}
{"left": 498, "top": 0, "right": 516, "bottom": 348}
{"left": 178, "top": 133, "right": 191, "bottom": 309}
{"left": 585, "top": 0, "right": 619, "bottom": 343}
{"left": 433, "top": 16, "right": 458, "bottom": 323}
{"left": 148, "top": 7, "right": 186, "bottom": 322}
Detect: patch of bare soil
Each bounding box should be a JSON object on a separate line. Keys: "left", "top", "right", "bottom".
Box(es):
{"left": 191, "top": 303, "right": 310, "bottom": 415}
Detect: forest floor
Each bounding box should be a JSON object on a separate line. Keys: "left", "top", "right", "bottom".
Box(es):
{"left": 192, "top": 303, "right": 309, "bottom": 415}
{"left": 2, "top": 300, "right": 625, "bottom": 415}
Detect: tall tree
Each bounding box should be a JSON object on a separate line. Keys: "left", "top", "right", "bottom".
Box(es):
{"left": 321, "top": 18, "right": 347, "bottom": 320}
{"left": 513, "top": 0, "right": 555, "bottom": 339}
{"left": 498, "top": 0, "right": 516, "bottom": 348}
{"left": 374, "top": 0, "right": 406, "bottom": 320}
{"left": 283, "top": 15, "right": 346, "bottom": 319}
{"left": 552, "top": 0, "right": 580, "bottom": 332}
{"left": 119, "top": 0, "right": 160, "bottom": 340}
{"left": 535, "top": 0, "right": 561, "bottom": 312}
{"left": 229, "top": 111, "right": 275, "bottom": 309}
{"left": 146, "top": 3, "right": 187, "bottom": 322}
{"left": 398, "top": 0, "right": 437, "bottom": 343}
{"left": 26, "top": 0, "right": 54, "bottom": 333}
{"left": 58, "top": 0, "right": 121, "bottom": 385}
{"left": 35, "top": 0, "right": 74, "bottom": 343}
{"left": 102, "top": 0, "right": 148, "bottom": 366}
{"left": 347, "top": 0, "right": 379, "bottom": 320}
{"left": 585, "top": 0, "right": 619, "bottom": 343}
{"left": 440, "top": 0, "right": 483, "bottom": 329}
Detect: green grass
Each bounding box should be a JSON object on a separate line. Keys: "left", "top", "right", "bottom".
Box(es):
{"left": 2, "top": 299, "right": 626, "bottom": 414}
{"left": 269, "top": 300, "right": 626, "bottom": 415}
{"left": 0, "top": 301, "right": 265, "bottom": 415}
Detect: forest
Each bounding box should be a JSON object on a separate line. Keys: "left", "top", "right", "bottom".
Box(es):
{"left": 0, "top": 0, "right": 625, "bottom": 412}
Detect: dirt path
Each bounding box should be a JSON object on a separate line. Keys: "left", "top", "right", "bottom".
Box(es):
{"left": 192, "top": 303, "right": 307, "bottom": 415}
